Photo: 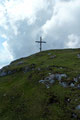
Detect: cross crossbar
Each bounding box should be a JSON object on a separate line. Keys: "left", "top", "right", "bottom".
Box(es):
{"left": 35, "top": 37, "right": 46, "bottom": 52}
{"left": 35, "top": 41, "right": 46, "bottom": 43}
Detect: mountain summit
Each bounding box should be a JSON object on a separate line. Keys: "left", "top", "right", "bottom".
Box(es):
{"left": 0, "top": 49, "right": 80, "bottom": 120}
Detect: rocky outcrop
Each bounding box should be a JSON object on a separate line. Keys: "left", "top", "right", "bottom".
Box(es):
{"left": 39, "top": 73, "right": 80, "bottom": 89}
{"left": 39, "top": 73, "right": 67, "bottom": 88}
{"left": 0, "top": 63, "right": 36, "bottom": 77}
{"left": 0, "top": 69, "right": 17, "bottom": 77}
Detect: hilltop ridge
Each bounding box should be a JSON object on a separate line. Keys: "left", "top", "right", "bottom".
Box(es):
{"left": 0, "top": 49, "right": 80, "bottom": 120}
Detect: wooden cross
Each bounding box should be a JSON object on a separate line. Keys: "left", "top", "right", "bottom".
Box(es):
{"left": 35, "top": 37, "right": 46, "bottom": 52}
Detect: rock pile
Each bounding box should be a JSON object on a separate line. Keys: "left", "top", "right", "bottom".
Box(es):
{"left": 39, "top": 73, "right": 80, "bottom": 89}
{"left": 0, "top": 63, "right": 36, "bottom": 77}
{"left": 39, "top": 73, "right": 67, "bottom": 88}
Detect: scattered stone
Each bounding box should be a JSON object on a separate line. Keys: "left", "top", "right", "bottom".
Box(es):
{"left": 37, "top": 68, "right": 41, "bottom": 71}
{"left": 77, "top": 54, "right": 80, "bottom": 58}
{"left": 16, "top": 61, "right": 24, "bottom": 65}
{"left": 49, "top": 74, "right": 55, "bottom": 79}
{"left": 59, "top": 82, "right": 68, "bottom": 88}
{"left": 55, "top": 73, "right": 67, "bottom": 81}
{"left": 0, "top": 69, "right": 17, "bottom": 77}
{"left": 23, "top": 64, "right": 36, "bottom": 73}
{"left": 48, "top": 73, "right": 51, "bottom": 75}
{"left": 65, "top": 97, "right": 71, "bottom": 103}
{"left": 39, "top": 75, "right": 55, "bottom": 88}
{"left": 46, "top": 85, "right": 50, "bottom": 89}
{"left": 39, "top": 73, "right": 80, "bottom": 88}
{"left": 39, "top": 80, "right": 44, "bottom": 84}
{"left": 39, "top": 73, "right": 67, "bottom": 88}
{"left": 48, "top": 53, "right": 51, "bottom": 55}
{"left": 50, "top": 55, "right": 56, "bottom": 59}
{"left": 78, "top": 75, "right": 80, "bottom": 79}
{"left": 77, "top": 84, "right": 80, "bottom": 89}
{"left": 3, "top": 93, "right": 7, "bottom": 97}
{"left": 74, "top": 78, "right": 78, "bottom": 83}
{"left": 76, "top": 105, "right": 80, "bottom": 110}
{"left": 0, "top": 70, "right": 7, "bottom": 77}
{"left": 71, "top": 113, "right": 77, "bottom": 118}
{"left": 59, "top": 67, "right": 63, "bottom": 69}
{"left": 70, "top": 83, "right": 75, "bottom": 87}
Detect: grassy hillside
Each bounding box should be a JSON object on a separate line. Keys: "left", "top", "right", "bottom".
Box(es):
{"left": 0, "top": 49, "right": 80, "bottom": 120}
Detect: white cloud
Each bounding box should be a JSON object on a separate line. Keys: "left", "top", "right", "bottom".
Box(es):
{"left": 0, "top": 0, "right": 80, "bottom": 68}
{"left": 42, "top": 0, "right": 80, "bottom": 49}
{"left": 0, "top": 41, "right": 13, "bottom": 68}
{"left": 66, "top": 34, "right": 80, "bottom": 48}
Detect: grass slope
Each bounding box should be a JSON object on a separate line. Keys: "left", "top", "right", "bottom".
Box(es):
{"left": 0, "top": 49, "right": 80, "bottom": 120}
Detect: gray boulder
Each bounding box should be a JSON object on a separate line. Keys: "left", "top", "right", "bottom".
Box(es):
{"left": 16, "top": 61, "right": 24, "bottom": 65}
{"left": 50, "top": 55, "right": 56, "bottom": 59}
{"left": 77, "top": 54, "right": 80, "bottom": 58}
{"left": 0, "top": 70, "right": 7, "bottom": 77}
{"left": 70, "top": 83, "right": 75, "bottom": 87}
{"left": 76, "top": 105, "right": 80, "bottom": 110}
{"left": 48, "top": 53, "right": 51, "bottom": 56}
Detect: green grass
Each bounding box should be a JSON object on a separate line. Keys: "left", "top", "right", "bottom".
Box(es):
{"left": 0, "top": 49, "right": 80, "bottom": 120}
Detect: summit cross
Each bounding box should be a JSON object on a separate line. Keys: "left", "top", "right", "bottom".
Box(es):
{"left": 35, "top": 37, "right": 46, "bottom": 52}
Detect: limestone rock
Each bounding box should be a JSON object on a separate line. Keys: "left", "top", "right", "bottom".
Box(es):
{"left": 16, "top": 61, "right": 24, "bottom": 65}
{"left": 76, "top": 105, "right": 80, "bottom": 110}
{"left": 50, "top": 55, "right": 56, "bottom": 59}
{"left": 77, "top": 54, "right": 80, "bottom": 58}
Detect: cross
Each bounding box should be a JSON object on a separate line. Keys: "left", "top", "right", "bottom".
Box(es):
{"left": 35, "top": 37, "right": 46, "bottom": 52}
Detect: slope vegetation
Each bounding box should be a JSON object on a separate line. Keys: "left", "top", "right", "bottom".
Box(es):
{"left": 0, "top": 49, "right": 80, "bottom": 120}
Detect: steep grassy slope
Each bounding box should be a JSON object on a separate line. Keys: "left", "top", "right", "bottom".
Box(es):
{"left": 0, "top": 49, "right": 80, "bottom": 120}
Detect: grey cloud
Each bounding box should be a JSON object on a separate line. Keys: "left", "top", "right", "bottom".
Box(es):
{"left": 0, "top": 0, "right": 80, "bottom": 68}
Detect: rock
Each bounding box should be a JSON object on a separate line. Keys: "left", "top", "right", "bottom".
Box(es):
{"left": 37, "top": 68, "right": 41, "bottom": 71}
{"left": 0, "top": 69, "right": 17, "bottom": 77}
{"left": 59, "top": 67, "right": 63, "bottom": 69}
{"left": 16, "top": 61, "right": 24, "bottom": 65}
{"left": 48, "top": 73, "right": 51, "bottom": 75}
{"left": 48, "top": 53, "right": 51, "bottom": 55}
{"left": 78, "top": 75, "right": 80, "bottom": 79}
{"left": 74, "top": 78, "right": 78, "bottom": 83}
{"left": 39, "top": 80, "right": 45, "bottom": 84}
{"left": 49, "top": 74, "right": 55, "bottom": 79}
{"left": 77, "top": 84, "right": 80, "bottom": 89}
{"left": 46, "top": 85, "right": 50, "bottom": 89}
{"left": 23, "top": 66, "right": 31, "bottom": 73}
{"left": 0, "top": 71, "right": 7, "bottom": 77}
{"left": 77, "top": 54, "right": 80, "bottom": 58}
{"left": 70, "top": 83, "right": 75, "bottom": 87}
{"left": 39, "top": 75, "right": 55, "bottom": 88}
{"left": 3, "top": 93, "right": 7, "bottom": 97}
{"left": 23, "top": 64, "right": 36, "bottom": 73}
{"left": 55, "top": 73, "right": 67, "bottom": 81}
{"left": 50, "top": 55, "right": 56, "bottom": 59}
{"left": 65, "top": 97, "right": 71, "bottom": 103}
{"left": 59, "top": 82, "right": 68, "bottom": 88}
{"left": 76, "top": 105, "right": 80, "bottom": 110}
{"left": 49, "top": 79, "right": 55, "bottom": 84}
{"left": 39, "top": 73, "right": 67, "bottom": 88}
{"left": 71, "top": 113, "right": 77, "bottom": 118}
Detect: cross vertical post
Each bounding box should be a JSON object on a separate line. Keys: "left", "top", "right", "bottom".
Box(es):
{"left": 35, "top": 37, "right": 46, "bottom": 52}
{"left": 40, "top": 36, "right": 42, "bottom": 52}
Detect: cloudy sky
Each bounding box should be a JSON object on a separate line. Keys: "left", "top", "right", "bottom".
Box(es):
{"left": 0, "top": 0, "right": 80, "bottom": 68}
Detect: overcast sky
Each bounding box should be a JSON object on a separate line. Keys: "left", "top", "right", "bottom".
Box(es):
{"left": 0, "top": 0, "right": 80, "bottom": 68}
